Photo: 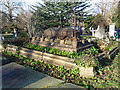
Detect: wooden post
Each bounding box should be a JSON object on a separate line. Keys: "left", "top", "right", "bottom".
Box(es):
{"left": 74, "top": 9, "right": 76, "bottom": 42}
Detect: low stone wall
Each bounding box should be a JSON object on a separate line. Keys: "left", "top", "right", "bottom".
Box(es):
{"left": 108, "top": 47, "right": 119, "bottom": 59}
{"left": 5, "top": 44, "right": 95, "bottom": 78}
{"left": 32, "top": 40, "right": 93, "bottom": 52}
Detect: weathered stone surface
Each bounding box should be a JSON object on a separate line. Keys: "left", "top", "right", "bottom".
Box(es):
{"left": 79, "top": 67, "right": 94, "bottom": 78}
{"left": 31, "top": 37, "right": 36, "bottom": 42}
{"left": 72, "top": 41, "right": 77, "bottom": 48}
{"left": 43, "top": 27, "right": 58, "bottom": 38}
{"left": 49, "top": 83, "right": 85, "bottom": 88}
{"left": 45, "top": 38, "right": 50, "bottom": 42}
{"left": 108, "top": 47, "right": 119, "bottom": 59}
{"left": 5, "top": 45, "right": 96, "bottom": 77}
{"left": 40, "top": 37, "right": 44, "bottom": 42}
{"left": 50, "top": 39, "right": 53, "bottom": 43}
{"left": 36, "top": 37, "right": 40, "bottom": 40}
{"left": 1, "top": 62, "right": 64, "bottom": 88}
{"left": 6, "top": 44, "right": 18, "bottom": 54}
{"left": 65, "top": 40, "right": 72, "bottom": 45}
{"left": 60, "top": 40, "right": 64, "bottom": 45}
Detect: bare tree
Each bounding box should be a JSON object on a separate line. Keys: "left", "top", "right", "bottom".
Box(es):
{"left": 0, "top": 0, "right": 23, "bottom": 25}
{"left": 94, "top": 0, "right": 119, "bottom": 24}
{"left": 16, "top": 6, "right": 34, "bottom": 38}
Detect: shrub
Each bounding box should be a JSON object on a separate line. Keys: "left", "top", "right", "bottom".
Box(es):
{"left": 74, "top": 55, "right": 99, "bottom": 67}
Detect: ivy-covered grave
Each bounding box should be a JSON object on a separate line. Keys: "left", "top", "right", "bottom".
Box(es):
{"left": 2, "top": 50, "right": 119, "bottom": 88}
{"left": 3, "top": 43, "right": 100, "bottom": 77}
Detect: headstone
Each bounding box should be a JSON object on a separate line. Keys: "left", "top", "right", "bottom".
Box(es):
{"left": 36, "top": 37, "right": 40, "bottom": 40}
{"left": 60, "top": 40, "right": 64, "bottom": 45}
{"left": 91, "top": 28, "right": 95, "bottom": 37}
{"left": 94, "top": 25, "right": 105, "bottom": 39}
{"left": 109, "top": 23, "right": 115, "bottom": 38}
{"left": 40, "top": 37, "right": 44, "bottom": 42}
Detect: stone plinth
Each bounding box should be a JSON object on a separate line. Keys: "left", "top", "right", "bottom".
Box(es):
{"left": 60, "top": 40, "right": 64, "bottom": 45}
{"left": 50, "top": 39, "right": 53, "bottom": 43}
{"left": 65, "top": 40, "right": 72, "bottom": 45}
{"left": 40, "top": 38, "right": 44, "bottom": 42}
{"left": 72, "top": 41, "right": 77, "bottom": 48}
{"left": 79, "top": 67, "right": 94, "bottom": 78}
{"left": 31, "top": 37, "right": 36, "bottom": 42}
{"left": 36, "top": 37, "right": 40, "bottom": 40}
{"left": 45, "top": 38, "right": 49, "bottom": 42}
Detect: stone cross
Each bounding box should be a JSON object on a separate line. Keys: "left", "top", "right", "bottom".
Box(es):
{"left": 90, "top": 28, "right": 95, "bottom": 37}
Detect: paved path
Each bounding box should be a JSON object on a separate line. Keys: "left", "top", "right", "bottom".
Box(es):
{"left": 1, "top": 62, "right": 85, "bottom": 89}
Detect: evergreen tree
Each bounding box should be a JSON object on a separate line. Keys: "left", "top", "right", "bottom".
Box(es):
{"left": 30, "top": 1, "right": 91, "bottom": 33}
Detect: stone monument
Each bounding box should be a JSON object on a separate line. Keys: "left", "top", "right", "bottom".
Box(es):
{"left": 109, "top": 23, "right": 115, "bottom": 38}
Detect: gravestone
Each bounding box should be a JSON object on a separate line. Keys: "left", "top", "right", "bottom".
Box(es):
{"left": 94, "top": 25, "right": 105, "bottom": 39}
{"left": 36, "top": 37, "right": 40, "bottom": 40}
{"left": 91, "top": 28, "right": 95, "bottom": 37}
{"left": 109, "top": 23, "right": 115, "bottom": 38}
{"left": 60, "top": 40, "right": 64, "bottom": 45}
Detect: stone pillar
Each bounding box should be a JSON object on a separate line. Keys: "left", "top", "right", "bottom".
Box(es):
{"left": 109, "top": 23, "right": 115, "bottom": 38}
{"left": 36, "top": 37, "right": 40, "bottom": 40}
{"left": 31, "top": 37, "right": 35, "bottom": 42}
{"left": 50, "top": 39, "right": 53, "bottom": 43}
{"left": 72, "top": 41, "right": 77, "bottom": 48}
{"left": 60, "top": 40, "right": 64, "bottom": 45}
{"left": 40, "top": 37, "right": 44, "bottom": 42}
